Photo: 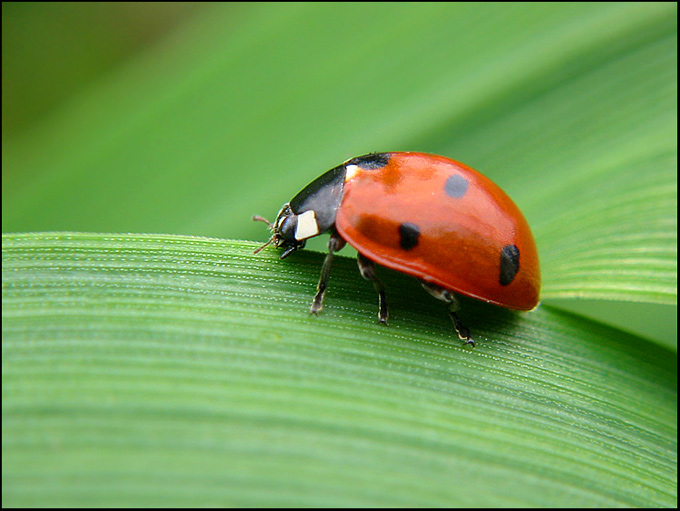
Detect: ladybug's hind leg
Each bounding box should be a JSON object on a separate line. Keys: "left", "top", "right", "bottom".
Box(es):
{"left": 311, "top": 234, "right": 346, "bottom": 315}
{"left": 357, "top": 253, "right": 389, "bottom": 324}
{"left": 420, "top": 281, "right": 475, "bottom": 346}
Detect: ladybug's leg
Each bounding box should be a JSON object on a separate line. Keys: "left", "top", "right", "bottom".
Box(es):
{"left": 357, "top": 253, "right": 389, "bottom": 324}
{"left": 311, "top": 234, "right": 346, "bottom": 315}
{"left": 420, "top": 281, "right": 475, "bottom": 346}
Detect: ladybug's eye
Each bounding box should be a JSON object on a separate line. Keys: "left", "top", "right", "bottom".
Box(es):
{"left": 277, "top": 214, "right": 297, "bottom": 241}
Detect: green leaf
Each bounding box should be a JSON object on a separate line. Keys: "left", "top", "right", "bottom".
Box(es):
{"left": 2, "top": 233, "right": 677, "bottom": 507}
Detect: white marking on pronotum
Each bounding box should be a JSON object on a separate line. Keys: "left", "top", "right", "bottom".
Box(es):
{"left": 295, "top": 210, "right": 319, "bottom": 240}
{"left": 344, "top": 164, "right": 360, "bottom": 181}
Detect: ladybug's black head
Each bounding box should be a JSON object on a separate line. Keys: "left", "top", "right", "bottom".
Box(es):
{"left": 253, "top": 162, "right": 347, "bottom": 259}
{"left": 253, "top": 203, "right": 306, "bottom": 259}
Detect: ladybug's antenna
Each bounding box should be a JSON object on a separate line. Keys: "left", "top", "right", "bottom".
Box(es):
{"left": 252, "top": 215, "right": 273, "bottom": 228}
{"left": 253, "top": 215, "right": 277, "bottom": 254}
{"left": 253, "top": 235, "right": 277, "bottom": 254}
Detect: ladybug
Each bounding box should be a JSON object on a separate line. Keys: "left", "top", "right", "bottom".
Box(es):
{"left": 254, "top": 152, "right": 540, "bottom": 346}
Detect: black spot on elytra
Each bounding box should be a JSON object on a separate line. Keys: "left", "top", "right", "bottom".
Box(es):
{"left": 500, "top": 244, "right": 520, "bottom": 285}
{"left": 399, "top": 223, "right": 420, "bottom": 250}
{"left": 347, "top": 153, "right": 391, "bottom": 170}
{"left": 444, "top": 174, "right": 469, "bottom": 198}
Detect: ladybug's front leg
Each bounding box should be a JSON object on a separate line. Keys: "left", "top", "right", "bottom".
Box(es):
{"left": 357, "top": 253, "right": 389, "bottom": 324}
{"left": 311, "top": 234, "right": 346, "bottom": 315}
{"left": 420, "top": 281, "right": 475, "bottom": 346}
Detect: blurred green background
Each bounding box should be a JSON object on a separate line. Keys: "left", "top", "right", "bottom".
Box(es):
{"left": 2, "top": 2, "right": 677, "bottom": 506}
{"left": 3, "top": 2, "right": 676, "bottom": 344}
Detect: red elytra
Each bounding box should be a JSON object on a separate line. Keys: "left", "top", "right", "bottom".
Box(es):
{"left": 254, "top": 152, "right": 541, "bottom": 345}
{"left": 336, "top": 152, "right": 540, "bottom": 311}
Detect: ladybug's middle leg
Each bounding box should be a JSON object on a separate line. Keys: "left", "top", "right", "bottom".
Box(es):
{"left": 420, "top": 281, "right": 475, "bottom": 346}
{"left": 311, "top": 234, "right": 346, "bottom": 315}
{"left": 357, "top": 253, "right": 388, "bottom": 324}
